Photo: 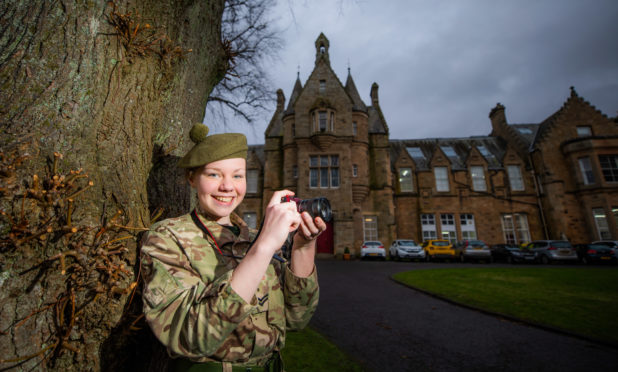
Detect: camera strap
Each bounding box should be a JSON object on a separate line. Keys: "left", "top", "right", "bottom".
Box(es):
{"left": 191, "top": 209, "right": 224, "bottom": 255}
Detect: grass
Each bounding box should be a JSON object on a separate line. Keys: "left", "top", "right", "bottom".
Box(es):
{"left": 282, "top": 326, "right": 364, "bottom": 371}
{"left": 392, "top": 267, "right": 618, "bottom": 345}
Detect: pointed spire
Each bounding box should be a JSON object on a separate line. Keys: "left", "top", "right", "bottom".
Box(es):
{"left": 345, "top": 69, "right": 367, "bottom": 112}
{"left": 285, "top": 74, "right": 303, "bottom": 114}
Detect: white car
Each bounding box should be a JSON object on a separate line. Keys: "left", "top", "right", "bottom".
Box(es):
{"left": 360, "top": 241, "right": 386, "bottom": 260}
{"left": 389, "top": 239, "right": 425, "bottom": 261}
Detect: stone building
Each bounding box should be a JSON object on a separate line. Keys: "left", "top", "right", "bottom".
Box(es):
{"left": 235, "top": 33, "right": 618, "bottom": 257}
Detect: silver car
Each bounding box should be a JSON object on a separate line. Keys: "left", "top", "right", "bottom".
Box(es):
{"left": 389, "top": 239, "right": 425, "bottom": 261}
{"left": 528, "top": 240, "right": 578, "bottom": 264}
{"left": 454, "top": 239, "right": 492, "bottom": 263}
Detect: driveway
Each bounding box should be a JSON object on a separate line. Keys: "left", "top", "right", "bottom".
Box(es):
{"left": 308, "top": 260, "right": 618, "bottom": 372}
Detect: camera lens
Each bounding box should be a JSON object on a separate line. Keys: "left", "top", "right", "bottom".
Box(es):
{"left": 299, "top": 197, "right": 332, "bottom": 222}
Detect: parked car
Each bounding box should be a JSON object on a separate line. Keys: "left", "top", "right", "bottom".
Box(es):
{"left": 360, "top": 241, "right": 386, "bottom": 260}
{"left": 422, "top": 240, "right": 455, "bottom": 261}
{"left": 574, "top": 243, "right": 617, "bottom": 265}
{"left": 528, "top": 240, "right": 578, "bottom": 264}
{"left": 389, "top": 239, "right": 425, "bottom": 261}
{"left": 454, "top": 239, "right": 492, "bottom": 262}
{"left": 491, "top": 243, "right": 537, "bottom": 264}
{"left": 591, "top": 240, "right": 618, "bottom": 258}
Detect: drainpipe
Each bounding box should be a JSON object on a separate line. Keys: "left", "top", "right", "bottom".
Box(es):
{"left": 529, "top": 152, "right": 549, "bottom": 239}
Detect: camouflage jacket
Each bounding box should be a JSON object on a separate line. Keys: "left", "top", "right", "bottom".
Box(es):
{"left": 140, "top": 210, "right": 319, "bottom": 365}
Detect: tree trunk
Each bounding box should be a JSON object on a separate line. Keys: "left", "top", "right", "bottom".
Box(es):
{"left": 0, "top": 0, "right": 227, "bottom": 370}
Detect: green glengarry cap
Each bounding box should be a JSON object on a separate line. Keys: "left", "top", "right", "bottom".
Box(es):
{"left": 178, "top": 124, "right": 248, "bottom": 168}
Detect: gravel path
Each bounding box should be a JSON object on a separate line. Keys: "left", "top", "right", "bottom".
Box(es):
{"left": 308, "top": 260, "right": 618, "bottom": 372}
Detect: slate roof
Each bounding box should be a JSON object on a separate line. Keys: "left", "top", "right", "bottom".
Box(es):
{"left": 248, "top": 145, "right": 265, "bottom": 166}
{"left": 284, "top": 77, "right": 303, "bottom": 116}
{"left": 509, "top": 123, "right": 539, "bottom": 146}
{"left": 390, "top": 136, "right": 506, "bottom": 170}
{"left": 344, "top": 71, "right": 367, "bottom": 112}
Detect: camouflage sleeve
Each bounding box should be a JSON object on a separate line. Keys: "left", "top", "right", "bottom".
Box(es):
{"left": 140, "top": 226, "right": 258, "bottom": 359}
{"left": 283, "top": 264, "right": 319, "bottom": 330}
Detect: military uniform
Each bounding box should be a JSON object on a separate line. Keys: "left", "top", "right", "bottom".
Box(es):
{"left": 140, "top": 208, "right": 319, "bottom": 371}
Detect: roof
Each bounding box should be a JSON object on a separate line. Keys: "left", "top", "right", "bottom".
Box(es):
{"left": 344, "top": 70, "right": 367, "bottom": 112}
{"left": 284, "top": 77, "right": 303, "bottom": 116}
{"left": 368, "top": 106, "right": 388, "bottom": 134}
{"left": 390, "top": 136, "right": 506, "bottom": 170}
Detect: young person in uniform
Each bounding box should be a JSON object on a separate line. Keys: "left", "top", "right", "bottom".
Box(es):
{"left": 140, "top": 123, "right": 325, "bottom": 371}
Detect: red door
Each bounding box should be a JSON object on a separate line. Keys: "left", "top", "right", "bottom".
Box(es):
{"left": 316, "top": 220, "right": 333, "bottom": 254}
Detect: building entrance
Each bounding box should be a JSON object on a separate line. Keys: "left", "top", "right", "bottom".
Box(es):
{"left": 316, "top": 220, "right": 334, "bottom": 254}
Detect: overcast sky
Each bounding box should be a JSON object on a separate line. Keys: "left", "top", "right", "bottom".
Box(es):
{"left": 217, "top": 0, "right": 618, "bottom": 144}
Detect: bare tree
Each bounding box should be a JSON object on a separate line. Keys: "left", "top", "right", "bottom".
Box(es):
{"left": 206, "top": 0, "right": 283, "bottom": 132}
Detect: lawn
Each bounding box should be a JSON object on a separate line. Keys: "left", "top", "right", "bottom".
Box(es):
{"left": 392, "top": 267, "right": 618, "bottom": 345}
{"left": 282, "top": 326, "right": 364, "bottom": 371}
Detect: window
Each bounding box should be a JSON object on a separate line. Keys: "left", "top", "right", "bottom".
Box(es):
{"left": 592, "top": 208, "right": 611, "bottom": 240}
{"left": 598, "top": 155, "right": 618, "bottom": 182}
{"left": 330, "top": 112, "right": 335, "bottom": 131}
{"left": 243, "top": 212, "right": 257, "bottom": 229}
{"left": 440, "top": 214, "right": 456, "bottom": 244}
{"left": 440, "top": 146, "right": 457, "bottom": 157}
{"left": 477, "top": 145, "right": 493, "bottom": 159}
{"left": 363, "top": 215, "right": 378, "bottom": 241}
{"left": 319, "top": 80, "right": 326, "bottom": 94}
{"left": 247, "top": 169, "right": 258, "bottom": 194}
{"left": 517, "top": 128, "right": 533, "bottom": 135}
{"left": 470, "top": 166, "right": 486, "bottom": 191}
{"left": 353, "top": 164, "right": 358, "bottom": 177}
{"left": 578, "top": 157, "right": 594, "bottom": 185}
{"left": 318, "top": 111, "right": 327, "bottom": 132}
{"left": 501, "top": 214, "right": 531, "bottom": 244}
{"left": 507, "top": 165, "right": 524, "bottom": 191}
{"left": 353, "top": 121, "right": 357, "bottom": 136}
{"left": 421, "top": 214, "right": 437, "bottom": 241}
{"left": 407, "top": 147, "right": 425, "bottom": 161}
{"left": 398, "top": 168, "right": 413, "bottom": 192}
{"left": 434, "top": 167, "right": 449, "bottom": 192}
{"left": 310, "top": 155, "right": 339, "bottom": 188}
{"left": 576, "top": 126, "right": 592, "bottom": 137}
{"left": 293, "top": 165, "right": 298, "bottom": 179}
{"left": 460, "top": 214, "right": 477, "bottom": 240}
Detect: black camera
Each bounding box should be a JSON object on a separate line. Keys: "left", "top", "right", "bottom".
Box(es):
{"left": 281, "top": 196, "right": 332, "bottom": 222}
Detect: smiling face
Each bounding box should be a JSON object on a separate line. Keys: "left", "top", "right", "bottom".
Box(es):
{"left": 189, "top": 158, "right": 247, "bottom": 225}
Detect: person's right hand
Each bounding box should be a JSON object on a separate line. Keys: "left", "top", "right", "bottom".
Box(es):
{"left": 253, "top": 190, "right": 302, "bottom": 255}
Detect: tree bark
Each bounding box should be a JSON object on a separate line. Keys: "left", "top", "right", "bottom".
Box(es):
{"left": 0, "top": 0, "right": 227, "bottom": 370}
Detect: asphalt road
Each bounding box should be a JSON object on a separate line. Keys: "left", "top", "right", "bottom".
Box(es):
{"left": 308, "top": 260, "right": 618, "bottom": 372}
